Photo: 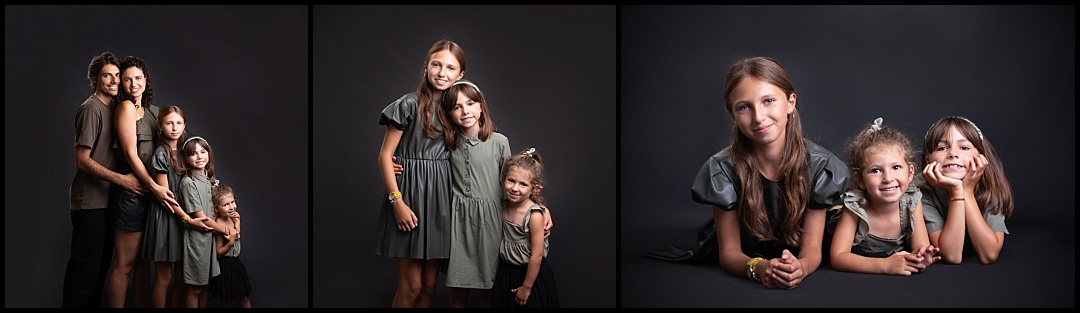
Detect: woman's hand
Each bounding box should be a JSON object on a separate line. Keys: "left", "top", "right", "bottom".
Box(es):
{"left": 152, "top": 184, "right": 180, "bottom": 210}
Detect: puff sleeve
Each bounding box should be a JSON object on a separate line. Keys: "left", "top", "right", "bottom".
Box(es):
{"left": 690, "top": 148, "right": 740, "bottom": 211}
{"left": 378, "top": 93, "right": 417, "bottom": 130}
{"left": 151, "top": 146, "right": 170, "bottom": 175}
{"left": 806, "top": 140, "right": 850, "bottom": 210}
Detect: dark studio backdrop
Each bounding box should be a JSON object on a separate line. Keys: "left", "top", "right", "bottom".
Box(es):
{"left": 5, "top": 5, "right": 309, "bottom": 308}
{"left": 312, "top": 5, "right": 616, "bottom": 308}
{"left": 620, "top": 5, "right": 1074, "bottom": 307}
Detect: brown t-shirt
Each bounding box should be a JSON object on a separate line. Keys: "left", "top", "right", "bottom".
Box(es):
{"left": 70, "top": 95, "right": 118, "bottom": 210}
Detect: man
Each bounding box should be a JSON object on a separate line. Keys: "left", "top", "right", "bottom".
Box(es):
{"left": 64, "top": 51, "right": 143, "bottom": 308}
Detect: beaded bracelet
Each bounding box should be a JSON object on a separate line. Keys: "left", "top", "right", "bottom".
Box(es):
{"left": 746, "top": 257, "right": 764, "bottom": 282}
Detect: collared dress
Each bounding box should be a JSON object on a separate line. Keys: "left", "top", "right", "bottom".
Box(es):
{"left": 181, "top": 170, "right": 219, "bottom": 285}
{"left": 445, "top": 132, "right": 510, "bottom": 289}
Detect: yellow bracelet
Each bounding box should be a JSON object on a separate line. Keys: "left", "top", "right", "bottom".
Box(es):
{"left": 182, "top": 215, "right": 190, "bottom": 221}
{"left": 746, "top": 257, "right": 764, "bottom": 282}
{"left": 950, "top": 197, "right": 965, "bottom": 202}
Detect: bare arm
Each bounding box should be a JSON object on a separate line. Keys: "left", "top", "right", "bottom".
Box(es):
{"left": 910, "top": 201, "right": 941, "bottom": 271}
{"left": 157, "top": 172, "right": 210, "bottom": 230}
{"left": 923, "top": 162, "right": 967, "bottom": 264}
{"left": 958, "top": 153, "right": 1004, "bottom": 264}
{"left": 379, "top": 125, "right": 416, "bottom": 231}
{"left": 215, "top": 221, "right": 236, "bottom": 257}
{"left": 154, "top": 172, "right": 177, "bottom": 215}
{"left": 512, "top": 210, "right": 547, "bottom": 306}
{"left": 231, "top": 211, "right": 241, "bottom": 240}
{"left": 773, "top": 207, "right": 825, "bottom": 286}
{"left": 116, "top": 101, "right": 178, "bottom": 208}
{"left": 963, "top": 197, "right": 1005, "bottom": 264}
{"left": 910, "top": 202, "right": 933, "bottom": 255}
{"left": 191, "top": 209, "right": 230, "bottom": 235}
{"left": 75, "top": 145, "right": 142, "bottom": 194}
{"left": 829, "top": 209, "right": 886, "bottom": 274}
{"left": 829, "top": 209, "right": 916, "bottom": 275}
{"left": 714, "top": 207, "right": 752, "bottom": 280}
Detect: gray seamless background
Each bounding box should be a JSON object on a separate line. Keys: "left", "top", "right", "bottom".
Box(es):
{"left": 6, "top": 4, "right": 1072, "bottom": 309}
{"left": 312, "top": 5, "right": 616, "bottom": 308}
{"left": 6, "top": 5, "right": 309, "bottom": 308}
{"left": 620, "top": 5, "right": 1074, "bottom": 307}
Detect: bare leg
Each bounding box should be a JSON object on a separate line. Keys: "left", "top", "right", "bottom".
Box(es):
{"left": 414, "top": 259, "right": 442, "bottom": 308}
{"left": 185, "top": 284, "right": 203, "bottom": 308}
{"left": 132, "top": 258, "right": 151, "bottom": 307}
{"left": 239, "top": 297, "right": 251, "bottom": 308}
{"left": 151, "top": 261, "right": 173, "bottom": 307}
{"left": 199, "top": 286, "right": 208, "bottom": 308}
{"left": 169, "top": 265, "right": 186, "bottom": 308}
{"left": 106, "top": 229, "right": 143, "bottom": 308}
{"left": 391, "top": 258, "right": 423, "bottom": 308}
{"left": 480, "top": 288, "right": 494, "bottom": 308}
{"left": 450, "top": 287, "right": 470, "bottom": 308}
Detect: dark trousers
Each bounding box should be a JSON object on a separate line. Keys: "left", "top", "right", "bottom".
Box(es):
{"left": 62, "top": 207, "right": 115, "bottom": 308}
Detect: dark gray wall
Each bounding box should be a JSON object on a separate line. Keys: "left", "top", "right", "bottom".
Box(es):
{"left": 620, "top": 5, "right": 1074, "bottom": 307}
{"left": 5, "top": 5, "right": 309, "bottom": 308}
{"left": 312, "top": 5, "right": 616, "bottom": 308}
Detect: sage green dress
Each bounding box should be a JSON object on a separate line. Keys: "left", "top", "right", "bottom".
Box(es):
{"left": 445, "top": 132, "right": 511, "bottom": 289}
{"left": 181, "top": 171, "right": 219, "bottom": 285}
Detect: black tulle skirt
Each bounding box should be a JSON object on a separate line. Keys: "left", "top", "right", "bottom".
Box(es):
{"left": 492, "top": 257, "right": 559, "bottom": 308}
{"left": 209, "top": 256, "right": 251, "bottom": 300}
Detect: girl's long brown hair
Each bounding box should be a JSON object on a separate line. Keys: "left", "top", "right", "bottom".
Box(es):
{"left": 416, "top": 39, "right": 466, "bottom": 139}
{"left": 723, "top": 57, "right": 809, "bottom": 246}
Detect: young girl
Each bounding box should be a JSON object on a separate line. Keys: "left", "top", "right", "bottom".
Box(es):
{"left": 828, "top": 117, "right": 940, "bottom": 275}
{"left": 916, "top": 116, "right": 1013, "bottom": 264}
{"left": 209, "top": 184, "right": 252, "bottom": 308}
{"left": 142, "top": 106, "right": 213, "bottom": 307}
{"left": 493, "top": 148, "right": 559, "bottom": 308}
{"left": 178, "top": 136, "right": 234, "bottom": 308}
{"left": 644, "top": 57, "right": 850, "bottom": 289}
{"left": 437, "top": 80, "right": 511, "bottom": 307}
{"left": 374, "top": 39, "right": 464, "bottom": 308}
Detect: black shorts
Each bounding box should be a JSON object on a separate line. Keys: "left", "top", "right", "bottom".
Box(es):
{"left": 113, "top": 188, "right": 149, "bottom": 231}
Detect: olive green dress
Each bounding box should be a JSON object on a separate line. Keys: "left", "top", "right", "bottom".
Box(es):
{"left": 445, "top": 132, "right": 511, "bottom": 289}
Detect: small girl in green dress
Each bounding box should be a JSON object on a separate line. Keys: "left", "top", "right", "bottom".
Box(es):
{"left": 438, "top": 80, "right": 511, "bottom": 308}
{"left": 828, "top": 117, "right": 940, "bottom": 275}
{"left": 492, "top": 148, "right": 559, "bottom": 308}
{"left": 178, "top": 136, "right": 234, "bottom": 308}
